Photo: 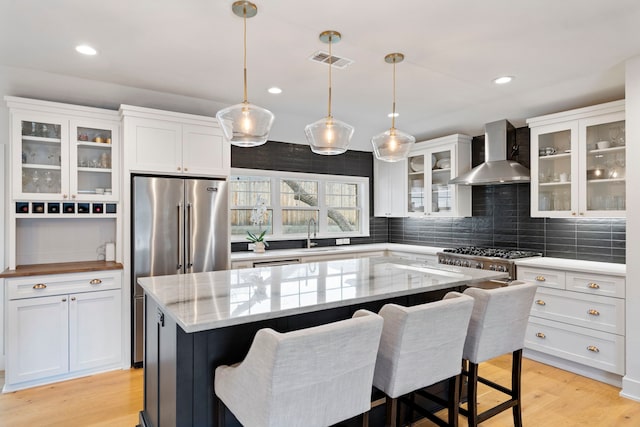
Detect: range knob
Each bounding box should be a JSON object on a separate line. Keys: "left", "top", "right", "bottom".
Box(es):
{"left": 474, "top": 262, "right": 483, "bottom": 269}
{"left": 497, "top": 265, "right": 508, "bottom": 272}
{"left": 488, "top": 264, "right": 496, "bottom": 271}
{"left": 455, "top": 259, "right": 462, "bottom": 266}
{"left": 463, "top": 260, "right": 471, "bottom": 268}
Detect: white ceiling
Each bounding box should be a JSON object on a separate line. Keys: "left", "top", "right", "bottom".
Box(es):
{"left": 2, "top": 0, "right": 640, "bottom": 151}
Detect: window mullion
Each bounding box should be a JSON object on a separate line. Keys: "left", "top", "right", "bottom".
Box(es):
{"left": 271, "top": 177, "right": 283, "bottom": 236}
{"left": 318, "top": 182, "right": 327, "bottom": 236}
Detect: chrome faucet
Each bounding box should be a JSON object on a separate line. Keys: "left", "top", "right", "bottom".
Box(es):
{"left": 307, "top": 218, "right": 318, "bottom": 248}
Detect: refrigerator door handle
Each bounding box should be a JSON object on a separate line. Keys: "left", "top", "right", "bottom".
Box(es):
{"left": 187, "top": 202, "right": 193, "bottom": 270}
{"left": 177, "top": 203, "right": 183, "bottom": 271}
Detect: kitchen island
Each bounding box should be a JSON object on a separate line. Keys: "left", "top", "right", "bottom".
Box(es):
{"left": 137, "top": 255, "right": 508, "bottom": 427}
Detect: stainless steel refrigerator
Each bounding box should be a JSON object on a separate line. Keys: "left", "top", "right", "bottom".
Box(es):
{"left": 132, "top": 175, "right": 229, "bottom": 366}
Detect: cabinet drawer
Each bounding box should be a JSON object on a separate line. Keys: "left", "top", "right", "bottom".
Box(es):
{"left": 7, "top": 270, "right": 121, "bottom": 300}
{"left": 566, "top": 272, "right": 625, "bottom": 298}
{"left": 525, "top": 317, "right": 624, "bottom": 375}
{"left": 517, "top": 267, "right": 565, "bottom": 289}
{"left": 530, "top": 287, "right": 624, "bottom": 334}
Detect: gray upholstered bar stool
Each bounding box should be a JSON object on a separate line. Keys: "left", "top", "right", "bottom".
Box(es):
{"left": 370, "top": 292, "right": 475, "bottom": 427}
{"left": 459, "top": 281, "right": 538, "bottom": 427}
{"left": 214, "top": 309, "right": 384, "bottom": 427}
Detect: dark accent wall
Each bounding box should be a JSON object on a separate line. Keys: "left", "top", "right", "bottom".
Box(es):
{"left": 230, "top": 142, "right": 388, "bottom": 251}
{"left": 230, "top": 136, "right": 626, "bottom": 264}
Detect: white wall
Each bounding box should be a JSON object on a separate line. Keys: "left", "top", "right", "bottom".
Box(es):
{"left": 622, "top": 56, "right": 640, "bottom": 401}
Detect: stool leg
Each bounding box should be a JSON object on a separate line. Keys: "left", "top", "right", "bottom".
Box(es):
{"left": 386, "top": 397, "right": 398, "bottom": 427}
{"left": 512, "top": 349, "right": 523, "bottom": 427}
{"left": 217, "top": 396, "right": 226, "bottom": 427}
{"left": 467, "top": 362, "right": 479, "bottom": 427}
{"left": 448, "top": 375, "right": 460, "bottom": 427}
{"left": 362, "top": 410, "right": 369, "bottom": 427}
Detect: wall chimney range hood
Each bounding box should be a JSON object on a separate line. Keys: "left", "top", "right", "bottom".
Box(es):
{"left": 449, "top": 119, "right": 530, "bottom": 185}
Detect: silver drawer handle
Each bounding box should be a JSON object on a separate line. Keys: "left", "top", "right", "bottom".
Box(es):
{"left": 90, "top": 278, "right": 103, "bottom": 285}
{"left": 536, "top": 332, "right": 546, "bottom": 339}
{"left": 535, "top": 299, "right": 546, "bottom": 306}
{"left": 588, "top": 309, "right": 600, "bottom": 316}
{"left": 535, "top": 275, "right": 546, "bottom": 282}
{"left": 587, "top": 345, "right": 600, "bottom": 353}
{"left": 33, "top": 283, "right": 47, "bottom": 289}
{"left": 587, "top": 282, "right": 600, "bottom": 289}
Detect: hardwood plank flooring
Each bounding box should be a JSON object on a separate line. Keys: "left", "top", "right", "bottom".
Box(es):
{"left": 1, "top": 356, "right": 640, "bottom": 426}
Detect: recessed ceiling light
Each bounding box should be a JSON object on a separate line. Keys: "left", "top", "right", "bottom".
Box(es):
{"left": 268, "top": 87, "right": 282, "bottom": 94}
{"left": 493, "top": 76, "right": 513, "bottom": 85}
{"left": 75, "top": 45, "right": 97, "bottom": 55}
{"left": 388, "top": 112, "right": 399, "bottom": 118}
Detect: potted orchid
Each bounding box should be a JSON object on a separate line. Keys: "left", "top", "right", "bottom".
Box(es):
{"left": 247, "top": 197, "right": 269, "bottom": 253}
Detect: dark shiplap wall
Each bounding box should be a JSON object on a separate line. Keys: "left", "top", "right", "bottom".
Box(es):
{"left": 230, "top": 135, "right": 626, "bottom": 263}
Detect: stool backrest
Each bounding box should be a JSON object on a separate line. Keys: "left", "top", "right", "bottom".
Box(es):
{"left": 374, "top": 292, "right": 475, "bottom": 398}
{"left": 462, "top": 282, "right": 538, "bottom": 363}
{"left": 238, "top": 309, "right": 383, "bottom": 427}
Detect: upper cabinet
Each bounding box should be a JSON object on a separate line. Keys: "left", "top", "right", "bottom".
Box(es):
{"left": 527, "top": 100, "right": 625, "bottom": 218}
{"left": 373, "top": 159, "right": 407, "bottom": 217}
{"left": 406, "top": 134, "right": 472, "bottom": 218}
{"left": 7, "top": 97, "right": 120, "bottom": 202}
{"left": 120, "top": 105, "right": 230, "bottom": 177}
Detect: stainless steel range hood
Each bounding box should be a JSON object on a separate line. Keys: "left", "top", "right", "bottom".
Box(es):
{"left": 449, "top": 119, "right": 530, "bottom": 185}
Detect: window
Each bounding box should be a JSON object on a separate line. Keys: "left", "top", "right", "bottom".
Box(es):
{"left": 230, "top": 169, "right": 369, "bottom": 241}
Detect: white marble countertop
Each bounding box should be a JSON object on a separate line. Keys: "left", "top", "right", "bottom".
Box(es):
{"left": 515, "top": 257, "right": 626, "bottom": 276}
{"left": 230, "top": 243, "right": 444, "bottom": 262}
{"left": 138, "top": 255, "right": 506, "bottom": 333}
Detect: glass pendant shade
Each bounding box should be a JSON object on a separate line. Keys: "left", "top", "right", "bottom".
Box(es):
{"left": 371, "top": 127, "right": 416, "bottom": 162}
{"left": 305, "top": 116, "right": 354, "bottom": 155}
{"left": 216, "top": 101, "right": 274, "bottom": 147}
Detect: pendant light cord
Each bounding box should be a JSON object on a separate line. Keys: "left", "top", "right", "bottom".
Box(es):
{"left": 391, "top": 59, "right": 396, "bottom": 129}
{"left": 243, "top": 5, "right": 248, "bottom": 104}
{"left": 327, "top": 35, "right": 333, "bottom": 118}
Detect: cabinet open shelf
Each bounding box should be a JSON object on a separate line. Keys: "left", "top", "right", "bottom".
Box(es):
{"left": 77, "top": 141, "right": 112, "bottom": 148}
{"left": 539, "top": 153, "right": 571, "bottom": 160}
{"left": 22, "top": 135, "right": 61, "bottom": 144}
{"left": 77, "top": 167, "right": 112, "bottom": 173}
{"left": 22, "top": 164, "right": 61, "bottom": 170}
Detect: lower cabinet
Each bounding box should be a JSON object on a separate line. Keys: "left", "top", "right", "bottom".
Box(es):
{"left": 518, "top": 265, "right": 625, "bottom": 383}
{"left": 4, "top": 270, "right": 122, "bottom": 391}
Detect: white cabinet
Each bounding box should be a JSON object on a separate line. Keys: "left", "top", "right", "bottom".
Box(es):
{"left": 406, "top": 134, "right": 472, "bottom": 217}
{"left": 527, "top": 100, "right": 625, "bottom": 218}
{"left": 121, "top": 105, "right": 230, "bottom": 177}
{"left": 4, "top": 270, "right": 122, "bottom": 392}
{"left": 518, "top": 264, "right": 625, "bottom": 381}
{"left": 373, "top": 159, "right": 407, "bottom": 217}
{"left": 6, "top": 97, "right": 120, "bottom": 202}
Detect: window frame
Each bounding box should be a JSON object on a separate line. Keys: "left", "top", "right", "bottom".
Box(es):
{"left": 230, "top": 168, "right": 370, "bottom": 242}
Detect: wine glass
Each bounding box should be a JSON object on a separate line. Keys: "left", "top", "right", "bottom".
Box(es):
{"left": 44, "top": 171, "right": 53, "bottom": 190}
{"left": 31, "top": 170, "right": 40, "bottom": 193}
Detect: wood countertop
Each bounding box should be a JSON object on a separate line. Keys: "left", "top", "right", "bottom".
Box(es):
{"left": 0, "top": 261, "right": 124, "bottom": 278}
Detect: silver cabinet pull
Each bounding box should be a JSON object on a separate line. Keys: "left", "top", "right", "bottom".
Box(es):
{"left": 33, "top": 283, "right": 47, "bottom": 289}
{"left": 71, "top": 297, "right": 76, "bottom": 301}
{"left": 62, "top": 298, "right": 67, "bottom": 302}
{"left": 90, "top": 278, "right": 102, "bottom": 285}
{"left": 536, "top": 332, "right": 546, "bottom": 339}
{"left": 588, "top": 282, "right": 600, "bottom": 289}
{"left": 587, "top": 345, "right": 600, "bottom": 353}
{"left": 535, "top": 299, "right": 546, "bottom": 306}
{"left": 535, "top": 275, "right": 546, "bottom": 282}
{"left": 588, "top": 309, "right": 600, "bottom": 316}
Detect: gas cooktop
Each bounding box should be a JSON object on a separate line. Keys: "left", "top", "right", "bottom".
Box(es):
{"left": 442, "top": 247, "right": 542, "bottom": 260}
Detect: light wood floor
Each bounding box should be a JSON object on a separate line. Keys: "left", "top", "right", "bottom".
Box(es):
{"left": 1, "top": 356, "right": 640, "bottom": 426}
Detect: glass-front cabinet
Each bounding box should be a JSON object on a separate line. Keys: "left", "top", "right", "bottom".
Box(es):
{"left": 528, "top": 100, "right": 625, "bottom": 218}
{"left": 406, "top": 134, "right": 472, "bottom": 217}
{"left": 11, "top": 110, "right": 119, "bottom": 201}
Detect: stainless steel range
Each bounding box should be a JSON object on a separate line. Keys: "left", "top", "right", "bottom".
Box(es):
{"left": 437, "top": 247, "right": 542, "bottom": 281}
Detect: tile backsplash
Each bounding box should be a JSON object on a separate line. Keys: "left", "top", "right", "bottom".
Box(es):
{"left": 231, "top": 138, "right": 626, "bottom": 263}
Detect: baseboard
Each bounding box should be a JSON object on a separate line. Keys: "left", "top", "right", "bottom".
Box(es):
{"left": 621, "top": 376, "right": 640, "bottom": 402}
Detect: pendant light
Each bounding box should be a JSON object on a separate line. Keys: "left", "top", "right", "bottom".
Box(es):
{"left": 216, "top": 1, "right": 274, "bottom": 147}
{"left": 371, "top": 53, "right": 415, "bottom": 162}
{"left": 305, "top": 30, "right": 354, "bottom": 155}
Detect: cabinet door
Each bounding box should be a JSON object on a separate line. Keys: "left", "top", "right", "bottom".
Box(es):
{"left": 407, "top": 153, "right": 426, "bottom": 215}
{"left": 373, "top": 159, "right": 407, "bottom": 217}
{"left": 6, "top": 295, "right": 69, "bottom": 384}
{"left": 578, "top": 112, "right": 626, "bottom": 217}
{"left": 70, "top": 119, "right": 120, "bottom": 201}
{"left": 429, "top": 145, "right": 457, "bottom": 216}
{"left": 182, "top": 124, "right": 230, "bottom": 177}
{"left": 12, "top": 112, "right": 69, "bottom": 201}
{"left": 530, "top": 121, "right": 578, "bottom": 217}
{"left": 127, "top": 117, "right": 183, "bottom": 173}
{"left": 69, "top": 289, "right": 122, "bottom": 372}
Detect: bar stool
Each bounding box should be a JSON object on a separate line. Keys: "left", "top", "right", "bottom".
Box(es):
{"left": 459, "top": 281, "right": 538, "bottom": 427}
{"left": 214, "top": 309, "right": 384, "bottom": 427}
{"left": 371, "top": 292, "right": 475, "bottom": 427}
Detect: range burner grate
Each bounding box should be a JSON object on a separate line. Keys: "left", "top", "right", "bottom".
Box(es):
{"left": 443, "top": 247, "right": 541, "bottom": 259}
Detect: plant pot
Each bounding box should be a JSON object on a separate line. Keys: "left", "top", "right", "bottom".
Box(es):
{"left": 253, "top": 242, "right": 265, "bottom": 253}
